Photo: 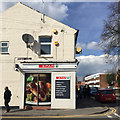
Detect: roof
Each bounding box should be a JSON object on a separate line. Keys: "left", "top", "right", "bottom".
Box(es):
{"left": 3, "top": 2, "right": 79, "bottom": 32}
{"left": 85, "top": 73, "right": 106, "bottom": 80}
{"left": 2, "top": 2, "right": 79, "bottom": 45}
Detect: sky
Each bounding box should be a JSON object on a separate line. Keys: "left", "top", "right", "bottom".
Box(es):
{"left": 1, "top": 0, "right": 118, "bottom": 81}
{"left": 62, "top": 2, "right": 111, "bottom": 56}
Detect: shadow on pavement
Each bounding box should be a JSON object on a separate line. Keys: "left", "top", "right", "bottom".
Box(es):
{"left": 76, "top": 96, "right": 119, "bottom": 109}
{"left": 8, "top": 109, "right": 33, "bottom": 113}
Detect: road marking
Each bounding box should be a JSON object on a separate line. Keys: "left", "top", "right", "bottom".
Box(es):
{"left": 102, "top": 107, "right": 116, "bottom": 116}
{"left": 1, "top": 107, "right": 117, "bottom": 119}
{"left": 107, "top": 115, "right": 113, "bottom": 118}
{"left": 114, "top": 113, "right": 120, "bottom": 118}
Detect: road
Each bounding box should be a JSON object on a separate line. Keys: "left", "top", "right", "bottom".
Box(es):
{"left": 1, "top": 96, "right": 120, "bottom": 120}
{"left": 101, "top": 97, "right": 120, "bottom": 119}
{"left": 81, "top": 96, "right": 120, "bottom": 119}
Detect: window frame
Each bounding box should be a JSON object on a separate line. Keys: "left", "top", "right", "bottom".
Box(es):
{"left": 0, "top": 41, "right": 9, "bottom": 54}
{"left": 25, "top": 73, "right": 51, "bottom": 106}
{"left": 39, "top": 36, "right": 52, "bottom": 57}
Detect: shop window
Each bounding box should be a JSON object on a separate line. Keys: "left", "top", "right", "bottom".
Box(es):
{"left": 25, "top": 73, "right": 51, "bottom": 106}
{"left": 39, "top": 36, "right": 52, "bottom": 56}
{"left": 0, "top": 41, "right": 9, "bottom": 53}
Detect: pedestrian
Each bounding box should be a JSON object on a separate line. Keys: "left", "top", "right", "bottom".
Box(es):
{"left": 116, "top": 69, "right": 120, "bottom": 89}
{"left": 87, "top": 85, "right": 90, "bottom": 98}
{"left": 76, "top": 85, "right": 79, "bottom": 99}
{"left": 83, "top": 86, "right": 87, "bottom": 98}
{"left": 79, "top": 86, "right": 83, "bottom": 99}
{"left": 4, "top": 86, "right": 12, "bottom": 113}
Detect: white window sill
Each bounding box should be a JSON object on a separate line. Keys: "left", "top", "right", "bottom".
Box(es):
{"left": 0, "top": 52, "right": 9, "bottom": 54}
{"left": 39, "top": 55, "right": 53, "bottom": 58}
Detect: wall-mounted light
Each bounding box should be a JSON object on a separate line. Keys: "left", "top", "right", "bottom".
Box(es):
{"left": 54, "top": 41, "right": 59, "bottom": 46}
{"left": 76, "top": 47, "right": 82, "bottom": 54}
{"left": 53, "top": 29, "right": 58, "bottom": 34}
{"left": 15, "top": 64, "right": 19, "bottom": 71}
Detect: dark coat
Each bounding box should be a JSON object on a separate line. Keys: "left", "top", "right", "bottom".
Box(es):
{"left": 4, "top": 89, "right": 12, "bottom": 100}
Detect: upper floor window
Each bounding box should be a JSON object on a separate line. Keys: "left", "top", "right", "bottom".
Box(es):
{"left": 0, "top": 41, "right": 9, "bottom": 54}
{"left": 39, "top": 36, "right": 52, "bottom": 56}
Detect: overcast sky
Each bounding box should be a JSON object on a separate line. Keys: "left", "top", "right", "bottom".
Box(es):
{"left": 1, "top": 0, "right": 117, "bottom": 81}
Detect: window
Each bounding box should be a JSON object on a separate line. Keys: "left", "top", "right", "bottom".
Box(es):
{"left": 39, "top": 37, "right": 52, "bottom": 56}
{"left": 101, "top": 90, "right": 114, "bottom": 94}
{"left": 0, "top": 42, "right": 9, "bottom": 53}
{"left": 25, "top": 73, "right": 51, "bottom": 105}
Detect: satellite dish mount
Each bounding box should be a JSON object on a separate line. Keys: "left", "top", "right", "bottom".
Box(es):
{"left": 22, "top": 34, "right": 34, "bottom": 58}
{"left": 22, "top": 34, "right": 34, "bottom": 48}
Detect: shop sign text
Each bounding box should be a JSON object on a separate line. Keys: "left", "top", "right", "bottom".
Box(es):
{"left": 39, "top": 64, "right": 55, "bottom": 68}
{"left": 55, "top": 76, "right": 70, "bottom": 99}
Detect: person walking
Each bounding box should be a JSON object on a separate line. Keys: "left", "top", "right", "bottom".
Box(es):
{"left": 87, "top": 85, "right": 90, "bottom": 98}
{"left": 79, "top": 86, "right": 83, "bottom": 99}
{"left": 83, "top": 86, "right": 87, "bottom": 98}
{"left": 4, "top": 86, "right": 12, "bottom": 113}
{"left": 116, "top": 69, "right": 120, "bottom": 91}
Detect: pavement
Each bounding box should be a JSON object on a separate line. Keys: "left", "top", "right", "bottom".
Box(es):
{"left": 1, "top": 97, "right": 109, "bottom": 117}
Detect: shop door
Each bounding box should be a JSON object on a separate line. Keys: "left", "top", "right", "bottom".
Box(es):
{"left": 25, "top": 73, "right": 51, "bottom": 106}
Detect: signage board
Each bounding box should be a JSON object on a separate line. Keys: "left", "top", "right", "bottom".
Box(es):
{"left": 39, "top": 64, "right": 55, "bottom": 68}
{"left": 21, "top": 64, "right": 77, "bottom": 70}
{"left": 55, "top": 76, "right": 70, "bottom": 99}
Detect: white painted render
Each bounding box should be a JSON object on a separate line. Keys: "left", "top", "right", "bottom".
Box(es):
{"left": 85, "top": 73, "right": 105, "bottom": 81}
{"left": 51, "top": 72, "right": 76, "bottom": 109}
{"left": 0, "top": 2, "right": 78, "bottom": 109}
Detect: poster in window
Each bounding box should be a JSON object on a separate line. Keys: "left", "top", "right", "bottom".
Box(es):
{"left": 25, "top": 73, "right": 51, "bottom": 105}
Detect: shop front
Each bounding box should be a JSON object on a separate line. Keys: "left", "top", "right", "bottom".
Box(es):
{"left": 20, "top": 63, "right": 77, "bottom": 109}
{"left": 25, "top": 73, "right": 51, "bottom": 106}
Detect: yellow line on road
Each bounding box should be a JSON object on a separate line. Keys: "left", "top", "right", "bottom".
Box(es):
{"left": 89, "top": 107, "right": 117, "bottom": 117}
{"left": 1, "top": 107, "right": 117, "bottom": 119}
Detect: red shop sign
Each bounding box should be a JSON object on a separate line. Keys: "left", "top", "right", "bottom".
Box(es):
{"left": 56, "top": 76, "right": 70, "bottom": 80}
{"left": 39, "top": 64, "right": 55, "bottom": 68}
{"left": 56, "top": 77, "right": 67, "bottom": 79}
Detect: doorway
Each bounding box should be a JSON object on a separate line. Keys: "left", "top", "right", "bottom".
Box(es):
{"left": 25, "top": 73, "right": 51, "bottom": 106}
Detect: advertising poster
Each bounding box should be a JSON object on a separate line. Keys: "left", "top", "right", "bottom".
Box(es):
{"left": 55, "top": 76, "right": 70, "bottom": 99}
{"left": 25, "top": 73, "right": 51, "bottom": 105}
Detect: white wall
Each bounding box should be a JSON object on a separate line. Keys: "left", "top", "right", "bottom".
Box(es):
{"left": 1, "top": 3, "right": 77, "bottom": 62}
{"left": 0, "top": 3, "right": 77, "bottom": 107}
{"left": 51, "top": 72, "right": 76, "bottom": 109}
{"left": 1, "top": 62, "right": 20, "bottom": 106}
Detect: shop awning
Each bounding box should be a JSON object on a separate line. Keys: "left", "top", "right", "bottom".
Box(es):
{"left": 20, "top": 63, "right": 77, "bottom": 72}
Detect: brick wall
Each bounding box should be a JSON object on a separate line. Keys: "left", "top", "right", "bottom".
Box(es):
{"left": 100, "top": 74, "right": 109, "bottom": 88}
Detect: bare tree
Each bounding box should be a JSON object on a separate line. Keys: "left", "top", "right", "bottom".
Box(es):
{"left": 100, "top": 2, "right": 120, "bottom": 71}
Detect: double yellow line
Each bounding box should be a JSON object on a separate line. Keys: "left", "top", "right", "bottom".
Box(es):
{"left": 1, "top": 107, "right": 117, "bottom": 118}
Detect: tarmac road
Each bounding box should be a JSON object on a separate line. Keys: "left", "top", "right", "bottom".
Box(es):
{"left": 101, "top": 97, "right": 120, "bottom": 119}
{"left": 1, "top": 97, "right": 120, "bottom": 120}
{"left": 1, "top": 118, "right": 118, "bottom": 120}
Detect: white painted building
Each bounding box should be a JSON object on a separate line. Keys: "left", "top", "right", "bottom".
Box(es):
{"left": 0, "top": 2, "right": 79, "bottom": 109}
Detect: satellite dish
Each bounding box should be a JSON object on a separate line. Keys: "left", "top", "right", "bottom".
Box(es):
{"left": 22, "top": 34, "right": 34, "bottom": 43}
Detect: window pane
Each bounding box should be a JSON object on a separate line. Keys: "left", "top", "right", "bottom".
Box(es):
{"left": 40, "top": 37, "right": 51, "bottom": 43}
{"left": 25, "top": 73, "right": 51, "bottom": 105}
{"left": 1, "top": 48, "right": 8, "bottom": 52}
{"left": 38, "top": 73, "right": 51, "bottom": 103}
{"left": 25, "top": 74, "right": 38, "bottom": 105}
{"left": 2, "top": 43, "right": 8, "bottom": 47}
{"left": 41, "top": 45, "right": 51, "bottom": 54}
{"left": 101, "top": 90, "right": 113, "bottom": 94}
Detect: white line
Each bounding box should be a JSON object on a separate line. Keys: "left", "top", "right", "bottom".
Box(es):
{"left": 114, "top": 113, "right": 120, "bottom": 118}
{"left": 107, "top": 115, "right": 113, "bottom": 118}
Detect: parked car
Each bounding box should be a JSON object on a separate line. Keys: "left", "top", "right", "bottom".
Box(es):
{"left": 95, "top": 89, "right": 116, "bottom": 102}
{"left": 90, "top": 87, "right": 98, "bottom": 96}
